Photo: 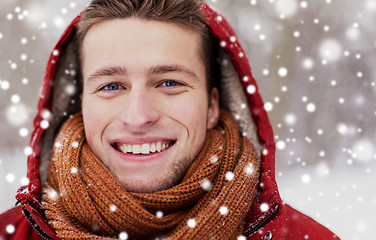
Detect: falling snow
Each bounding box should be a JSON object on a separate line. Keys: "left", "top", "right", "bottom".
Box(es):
{"left": 72, "top": 141, "right": 79, "bottom": 148}
{"left": 156, "top": 210, "right": 164, "bottom": 218}
{"left": 6, "top": 224, "right": 15, "bottom": 234}
{"left": 19, "top": 127, "right": 29, "bottom": 137}
{"left": 219, "top": 206, "right": 229, "bottom": 216}
{"left": 119, "top": 232, "right": 128, "bottom": 240}
{"left": 46, "top": 188, "right": 59, "bottom": 201}
{"left": 109, "top": 204, "right": 117, "bottom": 212}
{"left": 244, "top": 163, "right": 255, "bottom": 175}
{"left": 260, "top": 203, "right": 269, "bottom": 212}
{"left": 225, "top": 171, "right": 234, "bottom": 181}
{"left": 70, "top": 167, "right": 78, "bottom": 174}
{"left": 209, "top": 154, "right": 219, "bottom": 164}
{"left": 201, "top": 178, "right": 213, "bottom": 191}
{"left": 187, "top": 218, "right": 196, "bottom": 228}
{"left": 1, "top": 1, "right": 375, "bottom": 239}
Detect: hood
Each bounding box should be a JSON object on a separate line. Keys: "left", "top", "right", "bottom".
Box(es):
{"left": 16, "top": 2, "right": 281, "bottom": 234}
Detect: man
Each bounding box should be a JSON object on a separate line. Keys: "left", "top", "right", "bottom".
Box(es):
{"left": 0, "top": 0, "right": 340, "bottom": 239}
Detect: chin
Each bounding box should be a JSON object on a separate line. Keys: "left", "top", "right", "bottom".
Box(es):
{"left": 118, "top": 169, "right": 185, "bottom": 193}
{"left": 120, "top": 179, "right": 174, "bottom": 193}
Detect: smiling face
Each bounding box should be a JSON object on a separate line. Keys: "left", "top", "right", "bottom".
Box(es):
{"left": 81, "top": 18, "right": 219, "bottom": 193}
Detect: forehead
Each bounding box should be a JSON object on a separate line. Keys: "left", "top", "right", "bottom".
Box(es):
{"left": 81, "top": 18, "right": 205, "bottom": 78}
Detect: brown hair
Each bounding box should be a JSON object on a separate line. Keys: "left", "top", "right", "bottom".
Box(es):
{"left": 77, "top": 0, "right": 220, "bottom": 95}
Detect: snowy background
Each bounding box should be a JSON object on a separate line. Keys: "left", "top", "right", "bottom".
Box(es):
{"left": 1, "top": 0, "right": 375, "bottom": 239}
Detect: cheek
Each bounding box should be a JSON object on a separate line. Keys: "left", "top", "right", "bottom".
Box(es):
{"left": 166, "top": 97, "right": 208, "bottom": 146}
{"left": 168, "top": 99, "right": 207, "bottom": 125}
{"left": 82, "top": 98, "right": 110, "bottom": 146}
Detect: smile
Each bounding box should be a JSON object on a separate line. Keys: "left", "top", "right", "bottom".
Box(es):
{"left": 115, "top": 141, "right": 175, "bottom": 155}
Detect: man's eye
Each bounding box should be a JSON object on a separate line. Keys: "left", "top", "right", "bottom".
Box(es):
{"left": 101, "top": 83, "right": 122, "bottom": 91}
{"left": 161, "top": 80, "right": 182, "bottom": 87}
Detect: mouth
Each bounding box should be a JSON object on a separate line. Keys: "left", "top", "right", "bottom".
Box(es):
{"left": 112, "top": 140, "right": 176, "bottom": 155}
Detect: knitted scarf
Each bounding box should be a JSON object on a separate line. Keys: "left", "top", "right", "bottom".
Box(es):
{"left": 42, "top": 109, "right": 260, "bottom": 240}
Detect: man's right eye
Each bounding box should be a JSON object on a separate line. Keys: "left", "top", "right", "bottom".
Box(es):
{"left": 100, "top": 83, "right": 122, "bottom": 91}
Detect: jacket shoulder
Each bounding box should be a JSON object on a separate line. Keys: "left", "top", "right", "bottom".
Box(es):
{"left": 283, "top": 204, "right": 340, "bottom": 239}
{"left": 0, "top": 206, "right": 45, "bottom": 240}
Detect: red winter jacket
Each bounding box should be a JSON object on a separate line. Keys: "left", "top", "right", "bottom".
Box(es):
{"left": 0, "top": 3, "right": 340, "bottom": 240}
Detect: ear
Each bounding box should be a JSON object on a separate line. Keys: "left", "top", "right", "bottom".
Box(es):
{"left": 207, "top": 87, "right": 220, "bottom": 129}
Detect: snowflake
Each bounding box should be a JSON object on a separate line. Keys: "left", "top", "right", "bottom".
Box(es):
{"left": 301, "top": 174, "right": 311, "bottom": 184}
{"left": 276, "top": 140, "right": 286, "bottom": 150}
{"left": 72, "top": 141, "right": 79, "bottom": 148}
{"left": 300, "top": 1, "right": 308, "bottom": 8}
{"left": 302, "top": 58, "right": 314, "bottom": 70}
{"left": 246, "top": 85, "right": 256, "bottom": 94}
{"left": 187, "top": 219, "right": 196, "bottom": 228}
{"left": 209, "top": 155, "right": 218, "bottom": 164}
{"left": 262, "top": 149, "right": 268, "bottom": 156}
{"left": 278, "top": 67, "right": 288, "bottom": 77}
{"left": 156, "top": 210, "right": 164, "bottom": 218}
{"left": 274, "top": 0, "right": 298, "bottom": 18}
{"left": 219, "top": 206, "right": 228, "bottom": 216}
{"left": 260, "top": 203, "right": 269, "bottom": 212}
{"left": 11, "top": 94, "right": 20, "bottom": 103}
{"left": 20, "top": 38, "right": 27, "bottom": 44}
{"left": 119, "top": 232, "right": 128, "bottom": 240}
{"left": 6, "top": 224, "right": 15, "bottom": 234}
{"left": 306, "top": 103, "right": 316, "bottom": 113}
{"left": 110, "top": 205, "right": 117, "bottom": 212}
{"left": 70, "top": 167, "right": 78, "bottom": 174}
{"left": 244, "top": 163, "right": 255, "bottom": 175}
{"left": 225, "top": 171, "right": 234, "bottom": 181}
{"left": 201, "top": 179, "right": 212, "bottom": 191}
{"left": 24, "top": 146, "right": 33, "bottom": 156}
{"left": 284, "top": 113, "right": 296, "bottom": 125}
{"left": 319, "top": 38, "right": 342, "bottom": 62}
{"left": 19, "top": 128, "right": 28, "bottom": 137}
{"left": 46, "top": 188, "right": 59, "bottom": 201}
{"left": 5, "top": 173, "right": 15, "bottom": 183}
{"left": 40, "top": 120, "right": 49, "bottom": 129}
{"left": 20, "top": 177, "right": 29, "bottom": 185}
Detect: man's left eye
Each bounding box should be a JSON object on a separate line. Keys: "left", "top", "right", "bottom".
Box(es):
{"left": 161, "top": 80, "right": 182, "bottom": 87}
{"left": 101, "top": 83, "right": 122, "bottom": 91}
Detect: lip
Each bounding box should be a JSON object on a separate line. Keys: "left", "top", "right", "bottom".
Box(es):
{"left": 110, "top": 137, "right": 176, "bottom": 163}
{"left": 111, "top": 136, "right": 176, "bottom": 145}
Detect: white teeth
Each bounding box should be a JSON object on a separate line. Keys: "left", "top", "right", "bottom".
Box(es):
{"left": 132, "top": 145, "right": 141, "bottom": 154}
{"left": 118, "top": 141, "right": 172, "bottom": 155}
{"left": 156, "top": 142, "right": 162, "bottom": 152}
{"left": 141, "top": 144, "right": 149, "bottom": 154}
{"left": 150, "top": 143, "right": 156, "bottom": 153}
{"left": 119, "top": 145, "right": 125, "bottom": 153}
{"left": 127, "top": 144, "right": 132, "bottom": 153}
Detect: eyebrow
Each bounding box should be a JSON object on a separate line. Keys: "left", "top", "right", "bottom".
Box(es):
{"left": 86, "top": 64, "right": 199, "bottom": 83}
{"left": 87, "top": 66, "right": 128, "bottom": 83}
{"left": 148, "top": 64, "right": 199, "bottom": 81}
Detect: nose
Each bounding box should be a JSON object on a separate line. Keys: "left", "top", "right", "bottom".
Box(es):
{"left": 119, "top": 88, "right": 160, "bottom": 129}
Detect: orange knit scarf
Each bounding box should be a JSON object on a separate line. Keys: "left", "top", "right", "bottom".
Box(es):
{"left": 42, "top": 110, "right": 259, "bottom": 240}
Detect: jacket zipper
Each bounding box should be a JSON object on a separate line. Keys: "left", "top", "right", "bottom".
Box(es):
{"left": 22, "top": 208, "right": 56, "bottom": 240}
{"left": 243, "top": 204, "right": 279, "bottom": 237}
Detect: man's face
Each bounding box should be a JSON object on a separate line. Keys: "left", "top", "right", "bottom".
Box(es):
{"left": 81, "top": 18, "right": 219, "bottom": 193}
